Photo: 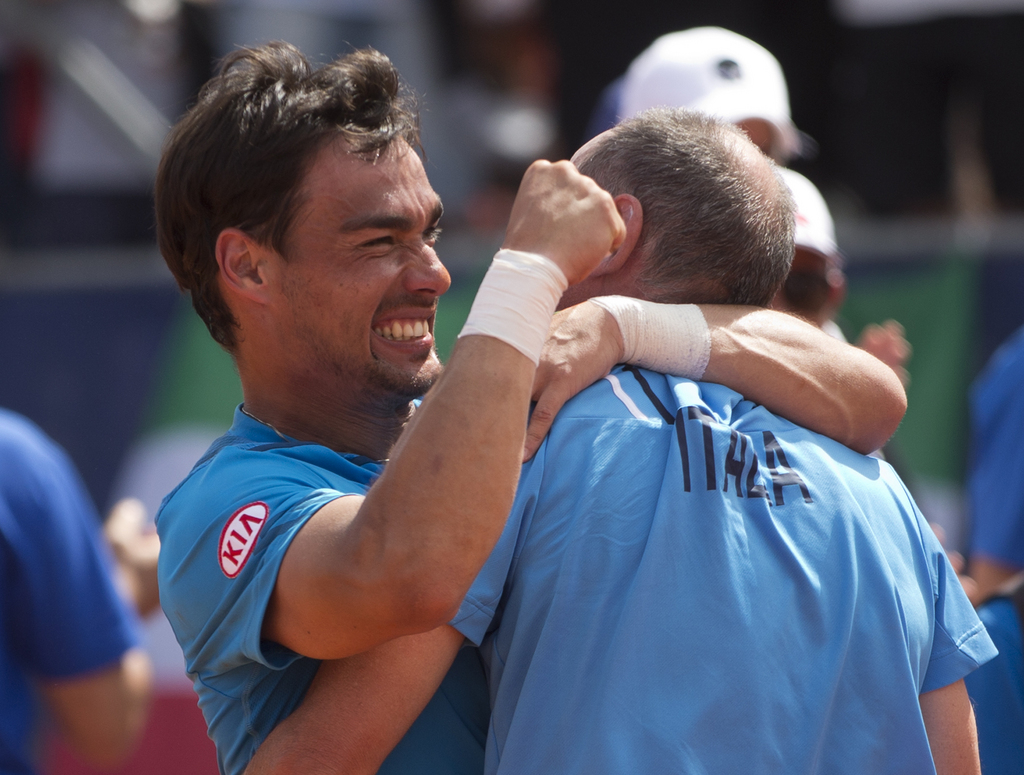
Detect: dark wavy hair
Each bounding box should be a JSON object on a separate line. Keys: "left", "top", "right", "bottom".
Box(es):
{"left": 155, "top": 43, "right": 420, "bottom": 349}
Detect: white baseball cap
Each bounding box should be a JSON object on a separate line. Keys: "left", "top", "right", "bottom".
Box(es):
{"left": 779, "top": 168, "right": 839, "bottom": 262}
{"left": 620, "top": 27, "right": 803, "bottom": 161}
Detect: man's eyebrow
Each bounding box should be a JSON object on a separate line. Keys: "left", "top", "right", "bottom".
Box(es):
{"left": 341, "top": 200, "right": 444, "bottom": 233}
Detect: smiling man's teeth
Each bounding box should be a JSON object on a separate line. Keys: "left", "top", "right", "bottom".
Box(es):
{"left": 373, "top": 320, "right": 429, "bottom": 341}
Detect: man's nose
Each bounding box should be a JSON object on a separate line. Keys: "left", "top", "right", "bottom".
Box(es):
{"left": 405, "top": 246, "right": 451, "bottom": 297}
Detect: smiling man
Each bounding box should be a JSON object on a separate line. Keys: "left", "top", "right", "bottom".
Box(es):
{"left": 153, "top": 44, "right": 909, "bottom": 775}
{"left": 154, "top": 43, "right": 629, "bottom": 775}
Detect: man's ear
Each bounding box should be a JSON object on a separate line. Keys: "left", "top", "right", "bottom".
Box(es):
{"left": 216, "top": 228, "right": 272, "bottom": 303}
{"left": 590, "top": 194, "right": 643, "bottom": 278}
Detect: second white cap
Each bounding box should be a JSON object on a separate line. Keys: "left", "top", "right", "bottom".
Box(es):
{"left": 620, "top": 27, "right": 802, "bottom": 160}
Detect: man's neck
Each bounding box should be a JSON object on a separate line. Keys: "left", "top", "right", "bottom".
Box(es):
{"left": 240, "top": 382, "right": 414, "bottom": 461}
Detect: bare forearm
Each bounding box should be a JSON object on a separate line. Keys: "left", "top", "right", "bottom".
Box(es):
{"left": 963, "top": 558, "right": 1023, "bottom": 606}
{"left": 920, "top": 680, "right": 981, "bottom": 775}
{"left": 105, "top": 498, "right": 161, "bottom": 617}
{"left": 701, "top": 307, "right": 906, "bottom": 453}
{"left": 355, "top": 336, "right": 535, "bottom": 626}
{"left": 268, "top": 336, "right": 537, "bottom": 658}
{"left": 246, "top": 627, "right": 464, "bottom": 775}
{"left": 39, "top": 647, "right": 153, "bottom": 768}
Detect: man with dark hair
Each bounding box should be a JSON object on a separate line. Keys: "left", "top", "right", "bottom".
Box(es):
{"left": 154, "top": 43, "right": 909, "bottom": 775}
{"left": 154, "top": 42, "right": 629, "bottom": 775}
{"left": 248, "top": 109, "right": 992, "bottom": 775}
{"left": 156, "top": 45, "right": 423, "bottom": 352}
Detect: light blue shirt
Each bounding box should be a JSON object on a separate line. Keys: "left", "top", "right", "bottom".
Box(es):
{"left": 454, "top": 366, "right": 996, "bottom": 775}
{"left": 157, "top": 407, "right": 488, "bottom": 775}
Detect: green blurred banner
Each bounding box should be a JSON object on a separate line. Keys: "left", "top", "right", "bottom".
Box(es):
{"left": 841, "top": 255, "right": 980, "bottom": 486}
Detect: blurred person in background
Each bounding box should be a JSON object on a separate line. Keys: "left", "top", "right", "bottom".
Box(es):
{"left": 1, "top": 408, "right": 154, "bottom": 773}
{"left": 424, "top": 0, "right": 562, "bottom": 234}
{"left": 961, "top": 324, "right": 1024, "bottom": 604}
{"left": 938, "top": 274, "right": 1024, "bottom": 775}
{"left": 963, "top": 572, "right": 1024, "bottom": 775}
{"left": 769, "top": 168, "right": 848, "bottom": 336}
{"left": 770, "top": 167, "right": 911, "bottom": 386}
{"left": 603, "top": 27, "right": 911, "bottom": 384}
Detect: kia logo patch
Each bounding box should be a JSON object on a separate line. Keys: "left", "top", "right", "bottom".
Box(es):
{"left": 218, "top": 502, "right": 268, "bottom": 578}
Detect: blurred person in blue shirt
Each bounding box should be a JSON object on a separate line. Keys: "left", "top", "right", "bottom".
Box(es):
{"left": 0, "top": 408, "right": 153, "bottom": 774}
{"left": 956, "top": 325, "right": 1024, "bottom": 775}
{"left": 964, "top": 573, "right": 1024, "bottom": 775}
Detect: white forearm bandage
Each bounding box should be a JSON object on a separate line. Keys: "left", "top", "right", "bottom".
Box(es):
{"left": 458, "top": 249, "right": 568, "bottom": 365}
{"left": 590, "top": 296, "right": 711, "bottom": 380}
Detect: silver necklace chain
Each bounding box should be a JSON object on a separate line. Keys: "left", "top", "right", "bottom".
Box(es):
{"left": 240, "top": 405, "right": 391, "bottom": 463}
{"left": 240, "top": 405, "right": 289, "bottom": 441}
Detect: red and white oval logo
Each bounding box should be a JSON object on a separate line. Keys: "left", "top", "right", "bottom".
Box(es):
{"left": 218, "top": 502, "right": 268, "bottom": 578}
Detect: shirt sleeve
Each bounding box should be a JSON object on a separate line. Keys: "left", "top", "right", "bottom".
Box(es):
{"left": 1, "top": 419, "right": 140, "bottom": 679}
{"left": 158, "top": 446, "right": 365, "bottom": 679}
{"left": 920, "top": 536, "right": 999, "bottom": 693}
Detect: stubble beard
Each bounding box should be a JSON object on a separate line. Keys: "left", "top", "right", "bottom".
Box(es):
{"left": 306, "top": 335, "right": 444, "bottom": 418}
{"left": 288, "top": 294, "right": 443, "bottom": 413}
{"left": 363, "top": 348, "right": 443, "bottom": 406}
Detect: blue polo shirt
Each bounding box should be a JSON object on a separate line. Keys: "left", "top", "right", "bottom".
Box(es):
{"left": 965, "top": 596, "right": 1024, "bottom": 775}
{"left": 0, "top": 409, "right": 140, "bottom": 774}
{"left": 454, "top": 366, "right": 996, "bottom": 774}
{"left": 969, "top": 324, "right": 1024, "bottom": 568}
{"left": 157, "top": 407, "right": 488, "bottom": 775}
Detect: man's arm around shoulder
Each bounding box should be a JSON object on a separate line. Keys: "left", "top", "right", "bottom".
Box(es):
{"left": 245, "top": 627, "right": 464, "bottom": 775}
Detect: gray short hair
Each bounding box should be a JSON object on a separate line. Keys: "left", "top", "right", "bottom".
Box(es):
{"left": 575, "top": 108, "right": 794, "bottom": 307}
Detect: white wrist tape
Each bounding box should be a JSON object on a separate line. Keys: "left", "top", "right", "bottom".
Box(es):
{"left": 458, "top": 249, "right": 568, "bottom": 365}
{"left": 590, "top": 296, "right": 711, "bottom": 380}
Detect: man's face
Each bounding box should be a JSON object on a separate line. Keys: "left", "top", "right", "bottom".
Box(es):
{"left": 272, "top": 138, "right": 450, "bottom": 406}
